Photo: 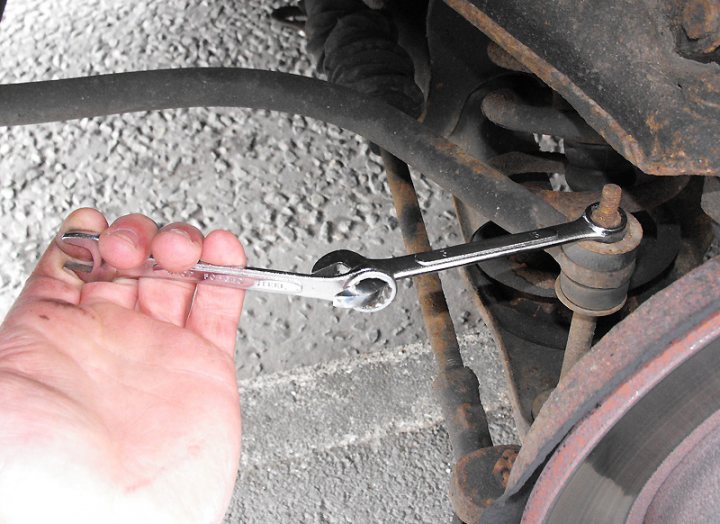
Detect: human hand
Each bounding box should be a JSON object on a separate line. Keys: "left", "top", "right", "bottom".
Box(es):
{"left": 0, "top": 209, "right": 246, "bottom": 524}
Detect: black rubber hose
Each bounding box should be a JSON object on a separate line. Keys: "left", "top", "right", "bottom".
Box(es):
{"left": 0, "top": 67, "right": 565, "bottom": 232}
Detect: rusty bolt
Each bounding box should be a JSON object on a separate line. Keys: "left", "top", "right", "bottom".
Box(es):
{"left": 492, "top": 448, "right": 519, "bottom": 489}
{"left": 591, "top": 184, "right": 623, "bottom": 228}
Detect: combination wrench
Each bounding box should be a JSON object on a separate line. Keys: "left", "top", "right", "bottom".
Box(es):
{"left": 61, "top": 204, "right": 627, "bottom": 312}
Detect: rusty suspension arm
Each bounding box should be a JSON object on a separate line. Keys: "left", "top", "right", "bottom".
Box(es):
{"left": 381, "top": 149, "right": 493, "bottom": 459}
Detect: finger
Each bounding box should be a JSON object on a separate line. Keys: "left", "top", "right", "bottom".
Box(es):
{"left": 79, "top": 279, "right": 138, "bottom": 309}
{"left": 151, "top": 223, "right": 203, "bottom": 273}
{"left": 186, "top": 230, "right": 247, "bottom": 356}
{"left": 98, "top": 214, "right": 158, "bottom": 270}
{"left": 21, "top": 208, "right": 108, "bottom": 305}
{"left": 137, "top": 224, "right": 204, "bottom": 327}
{"left": 83, "top": 213, "right": 159, "bottom": 310}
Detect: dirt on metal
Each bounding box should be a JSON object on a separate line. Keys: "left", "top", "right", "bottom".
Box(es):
{"left": 502, "top": 256, "right": 720, "bottom": 500}
{"left": 444, "top": 0, "right": 720, "bottom": 176}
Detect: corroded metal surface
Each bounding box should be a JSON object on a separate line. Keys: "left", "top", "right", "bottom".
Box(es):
{"left": 449, "top": 444, "right": 521, "bottom": 524}
{"left": 382, "top": 149, "right": 493, "bottom": 454}
{"left": 381, "top": 150, "right": 466, "bottom": 373}
{"left": 455, "top": 198, "right": 566, "bottom": 436}
{"left": 382, "top": 151, "right": 508, "bottom": 522}
{"left": 537, "top": 176, "right": 690, "bottom": 219}
{"left": 445, "top": 0, "right": 720, "bottom": 176}
{"left": 482, "top": 89, "right": 605, "bottom": 145}
{"left": 524, "top": 312, "right": 720, "bottom": 521}
{"left": 590, "top": 184, "right": 622, "bottom": 229}
{"left": 500, "top": 255, "right": 720, "bottom": 507}
{"left": 558, "top": 313, "right": 596, "bottom": 379}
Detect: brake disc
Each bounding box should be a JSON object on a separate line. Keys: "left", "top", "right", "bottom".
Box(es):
{"left": 506, "top": 256, "right": 720, "bottom": 522}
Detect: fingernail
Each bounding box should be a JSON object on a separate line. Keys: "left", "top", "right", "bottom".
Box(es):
{"left": 108, "top": 228, "right": 139, "bottom": 248}
{"left": 169, "top": 228, "right": 192, "bottom": 241}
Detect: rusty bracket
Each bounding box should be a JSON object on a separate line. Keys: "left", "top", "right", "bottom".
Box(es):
{"left": 444, "top": 0, "right": 720, "bottom": 176}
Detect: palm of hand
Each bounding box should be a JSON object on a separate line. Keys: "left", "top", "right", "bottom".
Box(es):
{"left": 0, "top": 209, "right": 246, "bottom": 524}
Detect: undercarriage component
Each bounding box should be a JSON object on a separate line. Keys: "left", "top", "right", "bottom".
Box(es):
{"left": 0, "top": 68, "right": 568, "bottom": 235}
{"left": 495, "top": 255, "right": 720, "bottom": 522}
{"left": 450, "top": 444, "right": 521, "bottom": 524}
{"left": 305, "top": 0, "right": 424, "bottom": 118}
{"left": 555, "top": 185, "right": 642, "bottom": 380}
{"left": 432, "top": 0, "right": 713, "bottom": 441}
{"left": 556, "top": 186, "right": 642, "bottom": 316}
{"left": 444, "top": 0, "right": 720, "bottom": 176}
{"left": 302, "top": 6, "right": 517, "bottom": 520}
{"left": 383, "top": 154, "right": 500, "bottom": 520}
{"left": 3, "top": 0, "right": 719, "bottom": 520}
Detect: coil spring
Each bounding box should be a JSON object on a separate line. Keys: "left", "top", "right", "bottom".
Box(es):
{"left": 304, "top": 0, "right": 424, "bottom": 119}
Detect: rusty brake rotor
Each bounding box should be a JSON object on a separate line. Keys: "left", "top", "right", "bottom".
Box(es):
{"left": 494, "top": 256, "right": 720, "bottom": 522}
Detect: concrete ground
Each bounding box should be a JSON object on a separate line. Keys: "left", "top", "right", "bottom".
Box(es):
{"left": 0, "top": 1, "right": 516, "bottom": 522}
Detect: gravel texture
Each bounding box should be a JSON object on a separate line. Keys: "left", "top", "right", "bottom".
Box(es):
{"left": 3, "top": 1, "right": 717, "bottom": 522}
{"left": 0, "top": 1, "right": 514, "bottom": 522}
{"left": 0, "top": 0, "right": 487, "bottom": 378}
{"left": 232, "top": 331, "right": 517, "bottom": 523}
{"left": 3, "top": 1, "right": 714, "bottom": 521}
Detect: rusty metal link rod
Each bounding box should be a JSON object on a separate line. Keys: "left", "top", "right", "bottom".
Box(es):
{"left": 560, "top": 184, "right": 624, "bottom": 378}
{"left": 380, "top": 149, "right": 493, "bottom": 457}
{"left": 559, "top": 313, "right": 596, "bottom": 378}
{"left": 380, "top": 149, "right": 463, "bottom": 371}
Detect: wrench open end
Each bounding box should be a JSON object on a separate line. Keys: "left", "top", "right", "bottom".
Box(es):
{"left": 60, "top": 231, "right": 103, "bottom": 280}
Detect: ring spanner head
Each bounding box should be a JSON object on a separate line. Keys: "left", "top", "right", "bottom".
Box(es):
{"left": 334, "top": 270, "right": 398, "bottom": 312}
{"left": 312, "top": 249, "right": 398, "bottom": 312}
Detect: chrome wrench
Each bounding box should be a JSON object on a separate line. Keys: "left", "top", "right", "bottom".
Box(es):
{"left": 61, "top": 204, "right": 626, "bottom": 313}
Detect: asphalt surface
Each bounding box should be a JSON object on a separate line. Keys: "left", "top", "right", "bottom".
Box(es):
{"left": 0, "top": 1, "right": 517, "bottom": 522}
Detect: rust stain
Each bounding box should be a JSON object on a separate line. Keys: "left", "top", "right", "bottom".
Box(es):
{"left": 444, "top": 0, "right": 720, "bottom": 176}
{"left": 382, "top": 149, "right": 464, "bottom": 372}
{"left": 682, "top": 0, "right": 720, "bottom": 41}
{"left": 450, "top": 445, "right": 522, "bottom": 523}
{"left": 534, "top": 175, "right": 689, "bottom": 218}
{"left": 645, "top": 113, "right": 663, "bottom": 133}
{"left": 493, "top": 448, "right": 519, "bottom": 489}
{"left": 443, "top": 0, "right": 644, "bottom": 170}
{"left": 505, "top": 256, "right": 720, "bottom": 498}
